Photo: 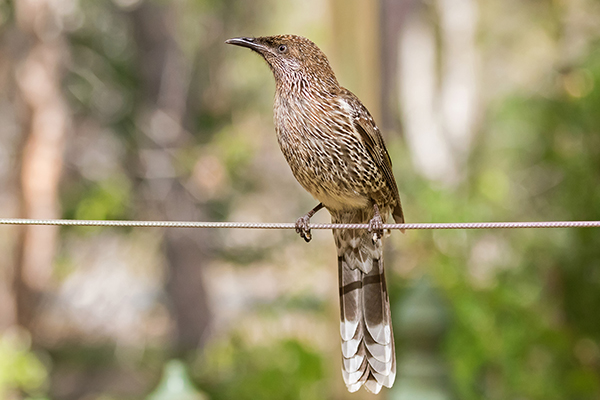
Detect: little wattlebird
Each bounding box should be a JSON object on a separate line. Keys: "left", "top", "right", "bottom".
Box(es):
{"left": 226, "top": 35, "right": 404, "bottom": 394}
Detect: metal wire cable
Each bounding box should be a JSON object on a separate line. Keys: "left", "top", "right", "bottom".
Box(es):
{"left": 0, "top": 218, "right": 599, "bottom": 230}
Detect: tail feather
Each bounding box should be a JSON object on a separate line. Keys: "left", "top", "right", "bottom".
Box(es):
{"left": 362, "top": 258, "right": 392, "bottom": 345}
{"left": 333, "top": 209, "right": 396, "bottom": 394}
{"left": 339, "top": 228, "right": 377, "bottom": 272}
{"left": 339, "top": 262, "right": 361, "bottom": 342}
{"left": 342, "top": 345, "right": 365, "bottom": 372}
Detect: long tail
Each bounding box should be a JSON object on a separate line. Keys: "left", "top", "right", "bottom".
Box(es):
{"left": 332, "top": 208, "right": 396, "bottom": 394}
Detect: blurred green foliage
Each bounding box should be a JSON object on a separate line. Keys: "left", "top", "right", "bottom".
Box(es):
{"left": 0, "top": 329, "right": 48, "bottom": 399}
{"left": 435, "top": 45, "right": 600, "bottom": 400}
{"left": 198, "top": 336, "right": 327, "bottom": 400}
{"left": 68, "top": 177, "right": 132, "bottom": 222}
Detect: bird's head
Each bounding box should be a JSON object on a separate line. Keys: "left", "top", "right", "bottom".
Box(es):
{"left": 226, "top": 35, "right": 338, "bottom": 92}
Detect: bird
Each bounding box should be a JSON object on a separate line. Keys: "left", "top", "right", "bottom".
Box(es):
{"left": 226, "top": 34, "right": 404, "bottom": 394}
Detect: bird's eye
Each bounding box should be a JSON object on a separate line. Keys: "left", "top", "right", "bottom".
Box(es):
{"left": 278, "top": 44, "right": 288, "bottom": 54}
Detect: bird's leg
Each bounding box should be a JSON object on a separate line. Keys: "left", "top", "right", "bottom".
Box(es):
{"left": 368, "top": 203, "right": 384, "bottom": 243}
{"left": 295, "top": 203, "right": 324, "bottom": 243}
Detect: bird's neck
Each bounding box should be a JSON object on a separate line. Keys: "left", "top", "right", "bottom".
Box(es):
{"left": 273, "top": 68, "right": 339, "bottom": 100}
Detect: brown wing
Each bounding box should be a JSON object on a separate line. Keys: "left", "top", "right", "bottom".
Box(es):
{"left": 341, "top": 89, "right": 404, "bottom": 223}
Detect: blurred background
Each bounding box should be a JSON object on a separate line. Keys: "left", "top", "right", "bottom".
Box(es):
{"left": 1, "top": 0, "right": 600, "bottom": 399}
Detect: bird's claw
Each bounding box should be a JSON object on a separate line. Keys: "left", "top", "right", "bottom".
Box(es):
{"left": 368, "top": 214, "right": 384, "bottom": 243}
{"left": 295, "top": 215, "right": 312, "bottom": 243}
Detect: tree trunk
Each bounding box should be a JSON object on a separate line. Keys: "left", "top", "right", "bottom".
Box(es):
{"left": 13, "top": 0, "right": 70, "bottom": 332}
{"left": 131, "top": 2, "right": 213, "bottom": 353}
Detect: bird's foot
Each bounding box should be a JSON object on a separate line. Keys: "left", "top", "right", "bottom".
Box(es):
{"left": 295, "top": 203, "right": 324, "bottom": 243}
{"left": 368, "top": 204, "right": 384, "bottom": 243}
{"left": 295, "top": 214, "right": 312, "bottom": 243}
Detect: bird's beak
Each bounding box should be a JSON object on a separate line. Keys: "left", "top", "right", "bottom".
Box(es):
{"left": 225, "top": 37, "right": 268, "bottom": 53}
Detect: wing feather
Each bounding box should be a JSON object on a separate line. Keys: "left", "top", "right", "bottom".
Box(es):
{"left": 341, "top": 89, "right": 405, "bottom": 223}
